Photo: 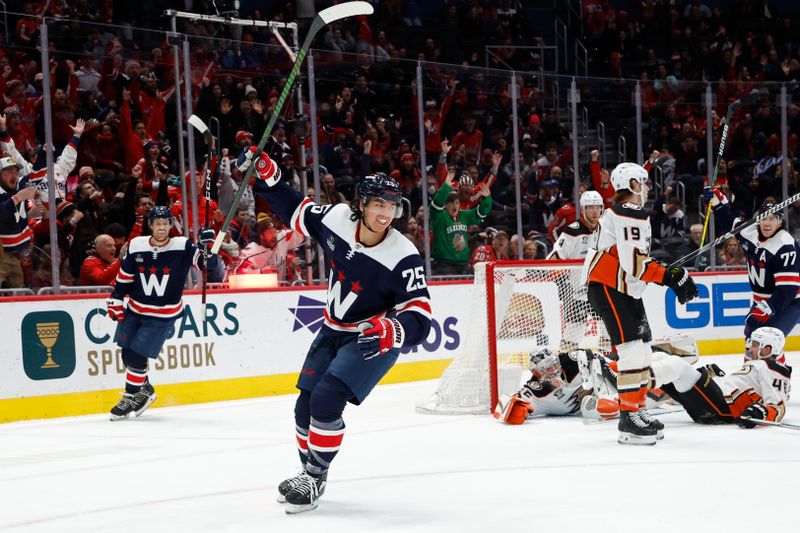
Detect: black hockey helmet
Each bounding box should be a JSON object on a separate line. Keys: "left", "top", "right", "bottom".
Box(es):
{"left": 357, "top": 173, "right": 405, "bottom": 219}
{"left": 148, "top": 205, "right": 173, "bottom": 224}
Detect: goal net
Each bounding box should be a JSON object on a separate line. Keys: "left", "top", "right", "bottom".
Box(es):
{"left": 416, "top": 260, "right": 609, "bottom": 415}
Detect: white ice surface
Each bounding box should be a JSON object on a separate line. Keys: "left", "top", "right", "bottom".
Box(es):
{"left": 1, "top": 353, "right": 799, "bottom": 533}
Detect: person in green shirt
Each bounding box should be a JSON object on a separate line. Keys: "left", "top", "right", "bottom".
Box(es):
{"left": 430, "top": 169, "right": 492, "bottom": 274}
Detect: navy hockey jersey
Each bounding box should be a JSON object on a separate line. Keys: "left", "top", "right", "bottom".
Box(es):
{"left": 112, "top": 236, "right": 201, "bottom": 319}
{"left": 0, "top": 175, "right": 35, "bottom": 252}
{"left": 253, "top": 179, "right": 432, "bottom": 347}
{"left": 713, "top": 206, "right": 800, "bottom": 311}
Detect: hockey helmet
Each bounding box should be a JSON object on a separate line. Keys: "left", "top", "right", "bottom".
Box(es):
{"left": 757, "top": 202, "right": 784, "bottom": 220}
{"left": 579, "top": 190, "right": 604, "bottom": 218}
{"left": 750, "top": 327, "right": 785, "bottom": 359}
{"left": 148, "top": 205, "right": 173, "bottom": 224}
{"left": 357, "top": 173, "right": 405, "bottom": 219}
{"left": 528, "top": 348, "right": 561, "bottom": 382}
{"left": 609, "top": 162, "right": 648, "bottom": 192}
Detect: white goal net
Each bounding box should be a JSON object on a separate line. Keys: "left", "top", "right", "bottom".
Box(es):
{"left": 416, "top": 260, "right": 609, "bottom": 415}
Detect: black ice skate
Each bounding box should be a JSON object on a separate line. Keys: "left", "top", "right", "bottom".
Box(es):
{"left": 132, "top": 382, "right": 157, "bottom": 417}
{"left": 638, "top": 409, "right": 664, "bottom": 440}
{"left": 617, "top": 411, "right": 658, "bottom": 445}
{"left": 284, "top": 472, "right": 327, "bottom": 514}
{"left": 278, "top": 470, "right": 327, "bottom": 503}
{"left": 110, "top": 393, "right": 137, "bottom": 421}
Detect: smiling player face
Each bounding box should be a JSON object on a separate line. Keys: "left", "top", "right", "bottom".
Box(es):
{"left": 362, "top": 198, "right": 397, "bottom": 234}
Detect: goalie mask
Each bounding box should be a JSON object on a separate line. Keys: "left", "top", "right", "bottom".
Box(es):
{"left": 357, "top": 173, "right": 405, "bottom": 219}
{"left": 749, "top": 327, "right": 785, "bottom": 359}
{"left": 529, "top": 348, "right": 561, "bottom": 382}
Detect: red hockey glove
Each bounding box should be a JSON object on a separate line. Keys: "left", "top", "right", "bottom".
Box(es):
{"left": 737, "top": 403, "right": 768, "bottom": 429}
{"left": 106, "top": 297, "right": 125, "bottom": 322}
{"left": 702, "top": 185, "right": 728, "bottom": 207}
{"left": 235, "top": 146, "right": 281, "bottom": 186}
{"left": 357, "top": 317, "right": 404, "bottom": 360}
{"left": 747, "top": 300, "right": 773, "bottom": 323}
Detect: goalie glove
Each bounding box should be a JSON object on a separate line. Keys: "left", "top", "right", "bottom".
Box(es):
{"left": 357, "top": 317, "right": 404, "bottom": 360}
{"left": 747, "top": 300, "right": 773, "bottom": 324}
{"left": 493, "top": 394, "right": 533, "bottom": 424}
{"left": 235, "top": 146, "right": 281, "bottom": 186}
{"left": 737, "top": 403, "right": 769, "bottom": 429}
{"left": 106, "top": 297, "right": 125, "bottom": 322}
{"left": 662, "top": 265, "right": 699, "bottom": 304}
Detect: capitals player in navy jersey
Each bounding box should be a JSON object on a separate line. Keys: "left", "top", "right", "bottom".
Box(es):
{"left": 105, "top": 207, "right": 214, "bottom": 420}
{"left": 236, "top": 147, "right": 432, "bottom": 514}
{"left": 704, "top": 187, "right": 800, "bottom": 363}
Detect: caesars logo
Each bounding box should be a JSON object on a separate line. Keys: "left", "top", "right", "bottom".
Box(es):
{"left": 21, "top": 311, "right": 77, "bottom": 380}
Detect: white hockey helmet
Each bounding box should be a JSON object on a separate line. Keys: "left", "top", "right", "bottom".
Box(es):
{"left": 610, "top": 162, "right": 648, "bottom": 192}
{"left": 580, "top": 190, "right": 604, "bottom": 209}
{"left": 528, "top": 348, "right": 561, "bottom": 381}
{"left": 750, "top": 327, "right": 785, "bottom": 359}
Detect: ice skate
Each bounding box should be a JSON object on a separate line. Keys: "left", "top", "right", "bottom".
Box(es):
{"left": 638, "top": 409, "right": 664, "bottom": 440}
{"left": 617, "top": 411, "right": 658, "bottom": 445}
{"left": 132, "top": 382, "right": 157, "bottom": 417}
{"left": 284, "top": 472, "right": 327, "bottom": 514}
{"left": 278, "top": 470, "right": 327, "bottom": 503}
{"left": 110, "top": 393, "right": 137, "bottom": 421}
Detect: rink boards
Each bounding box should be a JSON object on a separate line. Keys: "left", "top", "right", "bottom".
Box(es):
{"left": 1, "top": 271, "right": 796, "bottom": 422}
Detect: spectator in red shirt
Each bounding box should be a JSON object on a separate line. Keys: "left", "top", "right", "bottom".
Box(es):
{"left": 589, "top": 149, "right": 615, "bottom": 208}
{"left": 78, "top": 233, "right": 120, "bottom": 286}
{"left": 390, "top": 153, "right": 420, "bottom": 195}
{"left": 452, "top": 115, "right": 483, "bottom": 165}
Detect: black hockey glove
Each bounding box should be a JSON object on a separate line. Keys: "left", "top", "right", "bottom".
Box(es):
{"left": 703, "top": 363, "right": 725, "bottom": 378}
{"left": 662, "top": 266, "right": 698, "bottom": 304}
{"left": 737, "top": 403, "right": 769, "bottom": 429}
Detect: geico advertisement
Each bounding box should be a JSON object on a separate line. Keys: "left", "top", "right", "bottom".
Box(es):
{"left": 0, "top": 285, "right": 470, "bottom": 399}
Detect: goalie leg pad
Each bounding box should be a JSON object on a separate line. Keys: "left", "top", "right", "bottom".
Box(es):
{"left": 493, "top": 395, "right": 534, "bottom": 424}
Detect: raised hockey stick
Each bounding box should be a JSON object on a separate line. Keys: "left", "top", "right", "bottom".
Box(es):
{"left": 188, "top": 114, "right": 214, "bottom": 320}
{"left": 210, "top": 1, "right": 374, "bottom": 254}
{"left": 697, "top": 91, "right": 759, "bottom": 251}
{"left": 739, "top": 417, "right": 800, "bottom": 431}
{"left": 669, "top": 190, "right": 800, "bottom": 268}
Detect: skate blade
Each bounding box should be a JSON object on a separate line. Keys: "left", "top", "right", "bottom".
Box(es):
{"left": 134, "top": 393, "right": 158, "bottom": 417}
{"left": 109, "top": 412, "right": 132, "bottom": 421}
{"left": 285, "top": 501, "right": 319, "bottom": 514}
{"left": 277, "top": 494, "right": 287, "bottom": 504}
{"left": 617, "top": 432, "right": 657, "bottom": 445}
{"left": 656, "top": 431, "right": 664, "bottom": 440}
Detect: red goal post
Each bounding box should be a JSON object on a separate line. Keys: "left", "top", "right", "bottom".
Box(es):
{"left": 417, "top": 260, "right": 609, "bottom": 415}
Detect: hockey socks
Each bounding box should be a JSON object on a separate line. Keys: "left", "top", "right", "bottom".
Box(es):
{"left": 306, "top": 417, "right": 345, "bottom": 477}
{"left": 295, "top": 425, "right": 309, "bottom": 466}
{"left": 125, "top": 366, "right": 148, "bottom": 394}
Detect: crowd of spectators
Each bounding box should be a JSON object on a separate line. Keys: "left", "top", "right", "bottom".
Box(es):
{"left": 3, "top": 1, "right": 800, "bottom": 292}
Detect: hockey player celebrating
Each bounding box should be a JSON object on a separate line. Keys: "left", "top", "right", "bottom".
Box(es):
{"left": 237, "top": 147, "right": 432, "bottom": 514}
{"left": 105, "top": 207, "right": 215, "bottom": 420}
{"left": 703, "top": 187, "right": 800, "bottom": 363}
{"left": 547, "top": 190, "right": 603, "bottom": 260}
{"left": 649, "top": 326, "right": 791, "bottom": 427}
{"left": 585, "top": 162, "right": 698, "bottom": 445}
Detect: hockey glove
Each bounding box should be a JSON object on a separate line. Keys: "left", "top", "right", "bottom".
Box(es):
{"left": 235, "top": 146, "right": 281, "bottom": 186}
{"left": 703, "top": 363, "right": 726, "bottom": 378}
{"left": 701, "top": 186, "right": 728, "bottom": 208}
{"left": 662, "top": 266, "right": 699, "bottom": 304}
{"left": 493, "top": 394, "right": 533, "bottom": 424}
{"left": 199, "top": 228, "right": 216, "bottom": 247}
{"left": 737, "top": 403, "right": 769, "bottom": 429}
{"left": 747, "top": 300, "right": 773, "bottom": 324}
{"left": 106, "top": 297, "right": 125, "bottom": 322}
{"left": 357, "top": 317, "right": 404, "bottom": 360}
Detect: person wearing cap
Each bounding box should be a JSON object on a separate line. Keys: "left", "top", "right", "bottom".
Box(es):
{"left": 430, "top": 167, "right": 492, "bottom": 274}
{"left": 413, "top": 77, "right": 455, "bottom": 158}
{"left": 704, "top": 187, "right": 800, "bottom": 362}
{"left": 0, "top": 114, "right": 85, "bottom": 204}
{"left": 237, "top": 215, "right": 305, "bottom": 280}
{"left": 390, "top": 153, "right": 420, "bottom": 197}
{"left": 0, "top": 154, "right": 38, "bottom": 287}
{"left": 529, "top": 178, "right": 562, "bottom": 234}
{"left": 235, "top": 130, "right": 254, "bottom": 148}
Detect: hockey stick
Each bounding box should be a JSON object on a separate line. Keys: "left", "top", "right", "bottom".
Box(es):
{"left": 210, "top": 1, "right": 374, "bottom": 254}
{"left": 188, "top": 114, "right": 214, "bottom": 320}
{"left": 697, "top": 91, "right": 759, "bottom": 252}
{"left": 669, "top": 190, "right": 800, "bottom": 268}
{"left": 739, "top": 417, "right": 800, "bottom": 431}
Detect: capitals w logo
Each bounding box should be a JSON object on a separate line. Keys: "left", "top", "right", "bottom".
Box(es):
{"left": 327, "top": 280, "right": 358, "bottom": 320}
{"left": 139, "top": 272, "right": 170, "bottom": 297}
